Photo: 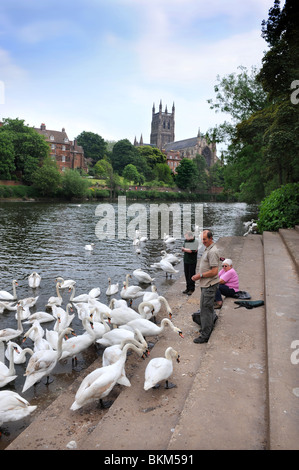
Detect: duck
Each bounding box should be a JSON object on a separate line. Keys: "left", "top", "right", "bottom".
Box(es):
{"left": 132, "top": 268, "right": 155, "bottom": 284}
{"left": 119, "top": 317, "right": 184, "bottom": 339}
{"left": 0, "top": 280, "right": 18, "bottom": 301}
{"left": 5, "top": 341, "right": 33, "bottom": 365}
{"left": 144, "top": 346, "right": 180, "bottom": 390}
{"left": 46, "top": 281, "right": 63, "bottom": 308}
{"left": 120, "top": 274, "right": 145, "bottom": 305}
{"left": 22, "top": 327, "right": 74, "bottom": 392}
{"left": 28, "top": 272, "right": 41, "bottom": 289}
{"left": 0, "top": 390, "right": 37, "bottom": 429}
{"left": 160, "top": 259, "right": 179, "bottom": 278}
{"left": 70, "top": 342, "right": 143, "bottom": 411}
{"left": 0, "top": 341, "right": 19, "bottom": 388}
{"left": 105, "top": 278, "right": 119, "bottom": 296}
{"left": 55, "top": 277, "right": 76, "bottom": 289}
{"left": 0, "top": 303, "right": 24, "bottom": 342}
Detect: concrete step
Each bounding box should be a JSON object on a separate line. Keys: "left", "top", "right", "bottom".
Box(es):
{"left": 279, "top": 227, "right": 299, "bottom": 276}
{"left": 263, "top": 230, "right": 299, "bottom": 450}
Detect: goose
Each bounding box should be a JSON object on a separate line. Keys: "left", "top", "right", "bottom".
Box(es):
{"left": 0, "top": 341, "right": 19, "bottom": 388}
{"left": 46, "top": 281, "right": 63, "bottom": 308}
{"left": 106, "top": 278, "right": 119, "bottom": 296}
{"left": 138, "top": 296, "right": 173, "bottom": 320}
{"left": 61, "top": 317, "right": 96, "bottom": 362}
{"left": 55, "top": 277, "right": 76, "bottom": 289}
{"left": 70, "top": 342, "right": 143, "bottom": 410}
{"left": 0, "top": 280, "right": 18, "bottom": 301}
{"left": 0, "top": 303, "right": 24, "bottom": 342}
{"left": 28, "top": 272, "right": 41, "bottom": 288}
{"left": 133, "top": 268, "right": 155, "bottom": 284}
{"left": 160, "top": 259, "right": 179, "bottom": 278}
{"left": 5, "top": 341, "right": 33, "bottom": 365}
{"left": 85, "top": 243, "right": 94, "bottom": 251}
{"left": 120, "top": 274, "right": 145, "bottom": 305}
{"left": 119, "top": 317, "right": 184, "bottom": 339}
{"left": 144, "top": 346, "right": 180, "bottom": 390}
{"left": 0, "top": 390, "right": 37, "bottom": 428}
{"left": 24, "top": 311, "right": 55, "bottom": 325}
{"left": 22, "top": 327, "right": 74, "bottom": 392}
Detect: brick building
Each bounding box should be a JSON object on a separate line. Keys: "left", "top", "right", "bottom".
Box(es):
{"left": 35, "top": 123, "right": 88, "bottom": 173}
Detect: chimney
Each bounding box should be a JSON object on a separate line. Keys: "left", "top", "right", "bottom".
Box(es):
{"left": 40, "top": 123, "right": 46, "bottom": 130}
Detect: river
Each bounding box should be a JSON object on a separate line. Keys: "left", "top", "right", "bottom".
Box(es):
{"left": 0, "top": 198, "right": 258, "bottom": 448}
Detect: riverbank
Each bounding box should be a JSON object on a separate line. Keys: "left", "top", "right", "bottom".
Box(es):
{"left": 6, "top": 228, "right": 299, "bottom": 451}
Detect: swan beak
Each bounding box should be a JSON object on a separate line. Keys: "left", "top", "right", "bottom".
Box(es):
{"left": 168, "top": 312, "right": 172, "bottom": 319}
{"left": 14, "top": 346, "right": 20, "bottom": 354}
{"left": 176, "top": 355, "right": 180, "bottom": 363}
{"left": 70, "top": 331, "right": 77, "bottom": 337}
{"left": 179, "top": 331, "right": 184, "bottom": 338}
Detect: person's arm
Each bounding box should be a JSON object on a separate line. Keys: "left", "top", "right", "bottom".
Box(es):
{"left": 192, "top": 266, "right": 218, "bottom": 281}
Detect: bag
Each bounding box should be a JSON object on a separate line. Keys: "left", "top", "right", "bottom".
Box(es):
{"left": 233, "top": 291, "right": 252, "bottom": 299}
{"left": 234, "top": 300, "right": 264, "bottom": 309}
{"left": 192, "top": 311, "right": 201, "bottom": 326}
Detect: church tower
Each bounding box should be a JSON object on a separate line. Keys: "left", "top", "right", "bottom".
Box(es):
{"left": 150, "top": 100, "right": 175, "bottom": 150}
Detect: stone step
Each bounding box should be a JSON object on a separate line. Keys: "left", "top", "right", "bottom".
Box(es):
{"left": 263, "top": 230, "right": 299, "bottom": 450}
{"left": 279, "top": 227, "right": 299, "bottom": 276}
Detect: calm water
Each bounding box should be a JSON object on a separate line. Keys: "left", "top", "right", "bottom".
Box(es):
{"left": 0, "top": 199, "right": 258, "bottom": 447}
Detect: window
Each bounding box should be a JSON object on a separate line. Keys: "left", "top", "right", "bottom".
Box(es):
{"left": 51, "top": 144, "right": 55, "bottom": 150}
{"left": 64, "top": 137, "right": 68, "bottom": 143}
{"left": 50, "top": 135, "right": 54, "bottom": 140}
{"left": 62, "top": 145, "right": 66, "bottom": 151}
{"left": 62, "top": 155, "right": 66, "bottom": 162}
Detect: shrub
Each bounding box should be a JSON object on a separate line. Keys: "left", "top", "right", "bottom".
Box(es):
{"left": 257, "top": 183, "right": 299, "bottom": 232}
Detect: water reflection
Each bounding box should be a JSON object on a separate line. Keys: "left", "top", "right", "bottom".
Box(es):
{"left": 0, "top": 199, "right": 258, "bottom": 447}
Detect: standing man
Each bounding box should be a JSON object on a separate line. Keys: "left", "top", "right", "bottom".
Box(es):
{"left": 182, "top": 231, "right": 199, "bottom": 295}
{"left": 192, "top": 229, "right": 220, "bottom": 344}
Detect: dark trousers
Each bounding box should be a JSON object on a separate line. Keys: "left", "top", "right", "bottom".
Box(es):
{"left": 200, "top": 283, "right": 219, "bottom": 340}
{"left": 184, "top": 263, "right": 196, "bottom": 291}
{"left": 215, "top": 284, "right": 236, "bottom": 302}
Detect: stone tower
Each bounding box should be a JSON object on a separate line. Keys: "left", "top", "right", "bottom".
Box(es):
{"left": 150, "top": 100, "right": 175, "bottom": 150}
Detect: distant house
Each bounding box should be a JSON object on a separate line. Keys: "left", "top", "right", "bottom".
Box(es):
{"left": 35, "top": 123, "right": 88, "bottom": 173}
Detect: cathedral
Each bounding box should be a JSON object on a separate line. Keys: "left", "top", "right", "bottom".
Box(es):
{"left": 134, "top": 100, "right": 217, "bottom": 170}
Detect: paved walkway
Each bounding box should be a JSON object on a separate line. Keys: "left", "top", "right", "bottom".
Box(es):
{"left": 6, "top": 230, "right": 299, "bottom": 451}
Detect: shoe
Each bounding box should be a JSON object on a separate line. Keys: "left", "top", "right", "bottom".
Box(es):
{"left": 214, "top": 303, "right": 222, "bottom": 309}
{"left": 182, "top": 289, "right": 189, "bottom": 294}
{"left": 193, "top": 336, "right": 209, "bottom": 344}
{"left": 187, "top": 290, "right": 194, "bottom": 296}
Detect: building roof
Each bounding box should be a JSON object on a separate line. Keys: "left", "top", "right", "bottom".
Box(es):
{"left": 35, "top": 124, "right": 70, "bottom": 145}
{"left": 164, "top": 136, "right": 198, "bottom": 151}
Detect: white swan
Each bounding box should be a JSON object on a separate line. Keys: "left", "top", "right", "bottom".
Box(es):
{"left": 0, "top": 341, "right": 19, "bottom": 388}
{"left": 120, "top": 317, "right": 184, "bottom": 339}
{"left": 70, "top": 342, "right": 142, "bottom": 411}
{"left": 109, "top": 298, "right": 127, "bottom": 309}
{"left": 69, "top": 285, "right": 92, "bottom": 303}
{"left": 24, "top": 311, "right": 55, "bottom": 324}
{"left": 52, "top": 303, "right": 74, "bottom": 329}
{"left": 88, "top": 298, "right": 112, "bottom": 318}
{"left": 161, "top": 250, "right": 181, "bottom": 265}
{"left": 22, "top": 327, "right": 74, "bottom": 392}
{"left": 108, "top": 304, "right": 141, "bottom": 327}
{"left": 96, "top": 327, "right": 136, "bottom": 348}
{"left": 28, "top": 272, "right": 41, "bottom": 288}
{"left": 160, "top": 259, "right": 179, "bottom": 277}
{"left": 0, "top": 280, "right": 18, "bottom": 300}
{"left": 85, "top": 243, "right": 94, "bottom": 250}
{"left": 143, "top": 285, "right": 159, "bottom": 302}
{"left": 163, "top": 233, "right": 176, "bottom": 244}
{"left": 5, "top": 341, "right": 33, "bottom": 365}
{"left": 0, "top": 301, "right": 17, "bottom": 314}
{"left": 133, "top": 268, "right": 155, "bottom": 284}
{"left": 139, "top": 296, "right": 173, "bottom": 320}
{"left": 55, "top": 277, "right": 76, "bottom": 289}
{"left": 86, "top": 310, "right": 110, "bottom": 340}
{"left": 0, "top": 390, "right": 37, "bottom": 427}
{"left": 19, "top": 295, "right": 39, "bottom": 309}
{"left": 0, "top": 303, "right": 24, "bottom": 342}
{"left": 46, "top": 282, "right": 63, "bottom": 308}
{"left": 106, "top": 278, "right": 119, "bottom": 296}
{"left": 61, "top": 317, "right": 96, "bottom": 361}
{"left": 89, "top": 287, "right": 101, "bottom": 298}
{"left": 144, "top": 346, "right": 180, "bottom": 390}
{"left": 120, "top": 274, "right": 145, "bottom": 305}
{"left": 23, "top": 323, "right": 52, "bottom": 352}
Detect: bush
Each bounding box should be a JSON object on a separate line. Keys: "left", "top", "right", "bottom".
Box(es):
{"left": 257, "top": 183, "right": 299, "bottom": 232}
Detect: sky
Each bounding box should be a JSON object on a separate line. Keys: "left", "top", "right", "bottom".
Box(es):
{"left": 0, "top": 0, "right": 277, "bottom": 151}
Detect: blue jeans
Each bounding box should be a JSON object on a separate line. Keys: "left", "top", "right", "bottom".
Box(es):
{"left": 215, "top": 284, "right": 236, "bottom": 302}
{"left": 200, "top": 283, "right": 219, "bottom": 340}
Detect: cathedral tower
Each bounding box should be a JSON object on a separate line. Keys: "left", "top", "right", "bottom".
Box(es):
{"left": 150, "top": 100, "right": 175, "bottom": 150}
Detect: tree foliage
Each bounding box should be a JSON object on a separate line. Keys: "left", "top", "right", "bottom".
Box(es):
{"left": 32, "top": 157, "right": 62, "bottom": 196}
{"left": 76, "top": 131, "right": 107, "bottom": 165}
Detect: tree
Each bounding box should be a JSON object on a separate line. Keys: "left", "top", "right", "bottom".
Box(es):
{"left": 110, "top": 139, "right": 148, "bottom": 176}
{"left": 123, "top": 164, "right": 140, "bottom": 184}
{"left": 76, "top": 131, "right": 107, "bottom": 165}
{"left": 93, "top": 159, "right": 113, "bottom": 179}
{"left": 32, "top": 157, "right": 62, "bottom": 196}
{"left": 0, "top": 132, "right": 15, "bottom": 179}
{"left": 62, "top": 169, "right": 89, "bottom": 199}
{"left": 175, "top": 158, "right": 199, "bottom": 191}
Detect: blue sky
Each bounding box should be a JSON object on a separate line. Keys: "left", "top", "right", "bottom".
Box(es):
{"left": 0, "top": 0, "right": 276, "bottom": 150}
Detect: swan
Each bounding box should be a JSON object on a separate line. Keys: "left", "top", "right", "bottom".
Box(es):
{"left": 96, "top": 326, "right": 137, "bottom": 348}
{"left": 108, "top": 304, "right": 141, "bottom": 327}
{"left": 144, "top": 346, "right": 180, "bottom": 390}
{"left": 0, "top": 280, "right": 18, "bottom": 301}
{"left": 0, "top": 390, "right": 37, "bottom": 428}
{"left": 89, "top": 287, "right": 101, "bottom": 298}
{"left": 163, "top": 233, "right": 176, "bottom": 244}
{"left": 160, "top": 259, "right": 179, "bottom": 277}
{"left": 55, "top": 277, "right": 76, "bottom": 289}
{"left": 5, "top": 341, "right": 33, "bottom": 364}
{"left": 23, "top": 323, "right": 52, "bottom": 352}
{"left": 120, "top": 274, "right": 145, "bottom": 305}
{"left": 28, "top": 272, "right": 41, "bottom": 288}
{"left": 109, "top": 298, "right": 127, "bottom": 309}
{"left": 14, "top": 303, "right": 31, "bottom": 321}
{"left": 24, "top": 311, "right": 55, "bottom": 324}
{"left": 143, "top": 285, "right": 159, "bottom": 302}
{"left": 69, "top": 285, "right": 92, "bottom": 303}
{"left": 88, "top": 298, "right": 112, "bottom": 318}
{"left": 139, "top": 296, "right": 172, "bottom": 320}
{"left": 161, "top": 250, "right": 181, "bottom": 265}
{"left": 85, "top": 243, "right": 94, "bottom": 250}
{"left": 0, "top": 303, "right": 24, "bottom": 342}
{"left": 85, "top": 310, "right": 110, "bottom": 340}
{"left": 0, "top": 341, "right": 19, "bottom": 387}
{"left": 52, "top": 303, "right": 74, "bottom": 329}
{"left": 46, "top": 281, "right": 63, "bottom": 308}
{"left": 70, "top": 342, "right": 142, "bottom": 410}
{"left": 19, "top": 295, "right": 39, "bottom": 309}
{"left": 22, "top": 327, "right": 74, "bottom": 392}
{"left": 0, "top": 301, "right": 17, "bottom": 314}
{"left": 61, "top": 317, "right": 96, "bottom": 362}
{"left": 119, "top": 317, "right": 184, "bottom": 339}
{"left": 133, "top": 268, "right": 155, "bottom": 284}
{"left": 106, "top": 278, "right": 119, "bottom": 296}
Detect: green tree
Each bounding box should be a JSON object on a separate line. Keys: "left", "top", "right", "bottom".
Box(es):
{"left": 93, "top": 159, "right": 113, "bottom": 179}
{"left": 32, "top": 157, "right": 62, "bottom": 196}
{"left": 153, "top": 162, "right": 173, "bottom": 185}
{"left": 175, "top": 158, "right": 199, "bottom": 191}
{"left": 76, "top": 131, "right": 107, "bottom": 165}
{"left": 111, "top": 139, "right": 148, "bottom": 176}
{"left": 123, "top": 164, "right": 140, "bottom": 184}
{"left": 62, "top": 169, "right": 89, "bottom": 199}
{"left": 0, "top": 132, "right": 15, "bottom": 179}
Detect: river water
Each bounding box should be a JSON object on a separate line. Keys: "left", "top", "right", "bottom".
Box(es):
{"left": 0, "top": 198, "right": 258, "bottom": 448}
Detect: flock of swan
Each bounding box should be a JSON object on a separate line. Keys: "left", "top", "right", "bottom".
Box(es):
{"left": 0, "top": 243, "right": 184, "bottom": 433}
